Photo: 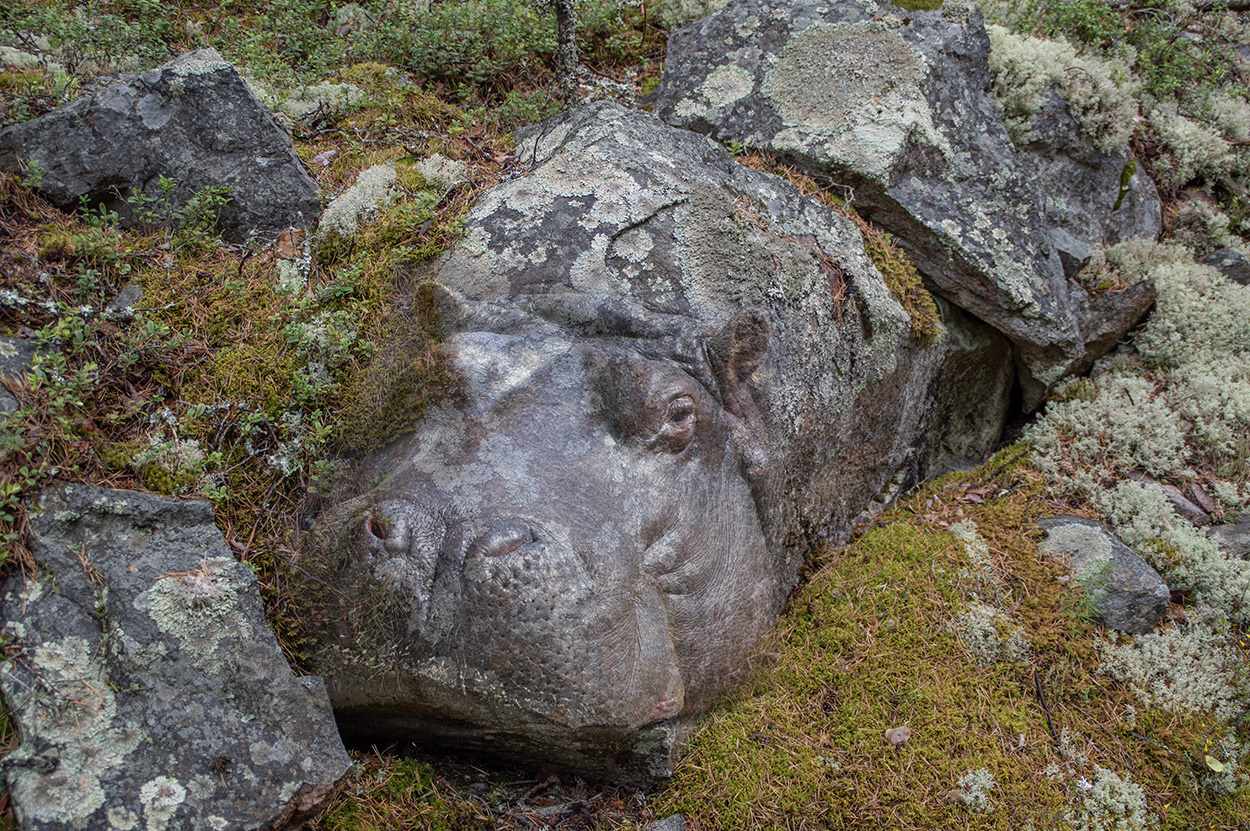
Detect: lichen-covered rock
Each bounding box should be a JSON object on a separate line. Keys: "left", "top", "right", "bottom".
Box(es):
{"left": 1016, "top": 86, "right": 1162, "bottom": 258}
{"left": 654, "top": 0, "right": 1084, "bottom": 390}
{"left": 1210, "top": 515, "right": 1250, "bottom": 560}
{"left": 1038, "top": 515, "right": 1170, "bottom": 634}
{"left": 0, "top": 337, "right": 37, "bottom": 414}
{"left": 304, "top": 102, "right": 1015, "bottom": 783}
{"left": 1062, "top": 279, "right": 1156, "bottom": 384}
{"left": 1, "top": 483, "right": 351, "bottom": 831}
{"left": 0, "top": 48, "right": 321, "bottom": 242}
{"left": 1199, "top": 248, "right": 1250, "bottom": 286}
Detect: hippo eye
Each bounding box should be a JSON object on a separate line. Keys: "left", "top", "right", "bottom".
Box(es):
{"left": 653, "top": 395, "right": 697, "bottom": 452}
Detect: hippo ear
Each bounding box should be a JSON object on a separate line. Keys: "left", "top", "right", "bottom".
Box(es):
{"left": 712, "top": 309, "right": 770, "bottom": 388}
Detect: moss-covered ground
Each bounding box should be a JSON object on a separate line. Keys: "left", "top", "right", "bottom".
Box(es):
{"left": 655, "top": 451, "right": 1249, "bottom": 830}
{"left": 2, "top": 0, "right": 1250, "bottom": 828}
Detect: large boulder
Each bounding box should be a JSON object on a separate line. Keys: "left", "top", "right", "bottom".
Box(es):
{"left": 1038, "top": 515, "right": 1170, "bottom": 634}
{"left": 1, "top": 483, "right": 351, "bottom": 831}
{"left": 302, "top": 102, "right": 1015, "bottom": 783}
{"left": 0, "top": 49, "right": 321, "bottom": 242}
{"left": 654, "top": 0, "right": 1083, "bottom": 390}
{"left": 1016, "top": 86, "right": 1162, "bottom": 270}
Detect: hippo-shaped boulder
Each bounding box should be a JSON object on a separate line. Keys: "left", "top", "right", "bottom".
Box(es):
{"left": 301, "top": 103, "right": 1016, "bottom": 782}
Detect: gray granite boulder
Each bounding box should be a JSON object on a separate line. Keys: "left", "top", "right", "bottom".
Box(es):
{"left": 0, "top": 337, "right": 38, "bottom": 414}
{"left": 1017, "top": 86, "right": 1162, "bottom": 260}
{"left": 0, "top": 49, "right": 321, "bottom": 242}
{"left": 1038, "top": 515, "right": 1169, "bottom": 634}
{"left": 1199, "top": 248, "right": 1250, "bottom": 286}
{"left": 655, "top": 0, "right": 1083, "bottom": 391}
{"left": 1209, "top": 515, "right": 1250, "bottom": 560}
{"left": 304, "top": 102, "right": 1015, "bottom": 783}
{"left": 1, "top": 483, "right": 351, "bottom": 831}
{"left": 1066, "top": 279, "right": 1156, "bottom": 379}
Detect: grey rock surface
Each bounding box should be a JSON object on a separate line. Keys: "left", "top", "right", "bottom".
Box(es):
{"left": 1, "top": 482, "right": 351, "bottom": 831}
{"left": 0, "top": 48, "right": 321, "bottom": 242}
{"left": 304, "top": 102, "right": 1015, "bottom": 783}
{"left": 1018, "top": 86, "right": 1162, "bottom": 253}
{"left": 647, "top": 815, "right": 689, "bottom": 831}
{"left": 1199, "top": 248, "right": 1250, "bottom": 286}
{"left": 1062, "top": 279, "right": 1156, "bottom": 383}
{"left": 1038, "top": 515, "right": 1170, "bottom": 634}
{"left": 655, "top": 0, "right": 1083, "bottom": 389}
{"left": 1210, "top": 515, "right": 1250, "bottom": 560}
{"left": 0, "top": 337, "right": 37, "bottom": 413}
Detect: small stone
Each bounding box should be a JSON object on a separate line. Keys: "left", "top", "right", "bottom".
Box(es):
{"left": 1160, "top": 483, "right": 1211, "bottom": 526}
{"left": 0, "top": 48, "right": 321, "bottom": 242}
{"left": 647, "top": 815, "right": 688, "bottom": 831}
{"left": 1038, "top": 515, "right": 1169, "bottom": 634}
{"left": 1199, "top": 248, "right": 1250, "bottom": 286}
{"left": 0, "top": 337, "right": 38, "bottom": 414}
{"left": 885, "top": 726, "right": 913, "bottom": 746}
{"left": 1188, "top": 483, "right": 1217, "bottom": 515}
{"left": 1209, "top": 516, "right": 1250, "bottom": 560}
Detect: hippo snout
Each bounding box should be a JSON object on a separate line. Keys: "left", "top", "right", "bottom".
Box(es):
{"left": 467, "top": 518, "right": 541, "bottom": 559}
{"left": 363, "top": 499, "right": 449, "bottom": 558}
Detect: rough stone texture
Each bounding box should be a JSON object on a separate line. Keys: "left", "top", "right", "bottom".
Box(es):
{"left": 1127, "top": 472, "right": 1212, "bottom": 525}
{"left": 1199, "top": 248, "right": 1250, "bottom": 286}
{"left": 647, "top": 816, "right": 689, "bottom": 831}
{"left": 1038, "top": 515, "right": 1170, "bottom": 634}
{"left": 0, "top": 48, "right": 321, "bottom": 243}
{"left": 304, "top": 102, "right": 1015, "bottom": 783}
{"left": 1160, "top": 482, "right": 1211, "bottom": 525}
{"left": 1209, "top": 516, "right": 1250, "bottom": 560}
{"left": 652, "top": 0, "right": 729, "bottom": 30}
{"left": 1018, "top": 86, "right": 1162, "bottom": 256}
{"left": 1, "top": 482, "right": 351, "bottom": 831}
{"left": 0, "top": 337, "right": 38, "bottom": 413}
{"left": 1063, "top": 279, "right": 1156, "bottom": 381}
{"left": 655, "top": 0, "right": 1084, "bottom": 389}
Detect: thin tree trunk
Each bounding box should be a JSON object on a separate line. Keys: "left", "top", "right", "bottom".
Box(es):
{"left": 554, "top": 0, "right": 579, "bottom": 107}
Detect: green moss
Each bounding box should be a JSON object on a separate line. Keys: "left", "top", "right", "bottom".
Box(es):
{"left": 859, "top": 223, "right": 941, "bottom": 341}
{"left": 892, "top": 0, "right": 944, "bottom": 10}
{"left": 1113, "top": 159, "right": 1138, "bottom": 212}
{"left": 335, "top": 283, "right": 459, "bottom": 457}
{"left": 652, "top": 453, "right": 1250, "bottom": 829}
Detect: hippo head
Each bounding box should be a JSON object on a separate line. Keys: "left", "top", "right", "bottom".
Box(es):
{"left": 310, "top": 292, "right": 783, "bottom": 776}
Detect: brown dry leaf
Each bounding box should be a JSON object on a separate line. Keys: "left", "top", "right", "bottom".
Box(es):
{"left": 275, "top": 228, "right": 304, "bottom": 260}
{"left": 884, "top": 726, "right": 912, "bottom": 746}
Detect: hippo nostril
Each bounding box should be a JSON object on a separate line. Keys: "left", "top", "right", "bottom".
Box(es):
{"left": 366, "top": 514, "right": 388, "bottom": 541}
{"left": 470, "top": 519, "right": 540, "bottom": 558}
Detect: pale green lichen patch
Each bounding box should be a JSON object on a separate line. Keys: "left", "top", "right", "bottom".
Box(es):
{"left": 762, "top": 23, "right": 943, "bottom": 182}
{"left": 0, "top": 627, "right": 141, "bottom": 828}
{"left": 139, "top": 776, "right": 188, "bottom": 831}
{"left": 277, "top": 82, "right": 365, "bottom": 120}
{"left": 701, "top": 65, "right": 754, "bottom": 109}
{"left": 319, "top": 163, "right": 399, "bottom": 240}
{"left": 142, "top": 557, "right": 254, "bottom": 663}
